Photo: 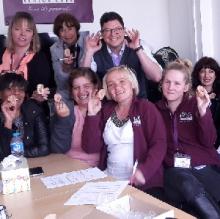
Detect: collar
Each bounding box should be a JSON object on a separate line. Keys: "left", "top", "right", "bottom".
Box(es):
{"left": 107, "top": 42, "right": 125, "bottom": 56}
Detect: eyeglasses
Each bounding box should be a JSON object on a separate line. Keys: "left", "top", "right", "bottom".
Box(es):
{"left": 101, "top": 27, "right": 124, "bottom": 35}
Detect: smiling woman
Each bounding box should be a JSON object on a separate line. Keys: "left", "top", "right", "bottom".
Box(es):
{"left": 50, "top": 67, "right": 101, "bottom": 167}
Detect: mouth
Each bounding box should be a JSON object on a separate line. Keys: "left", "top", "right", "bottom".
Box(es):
{"left": 78, "top": 94, "right": 89, "bottom": 100}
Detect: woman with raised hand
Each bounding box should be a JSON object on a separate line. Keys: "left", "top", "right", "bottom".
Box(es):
{"left": 50, "top": 13, "right": 83, "bottom": 100}
{"left": 192, "top": 56, "right": 220, "bottom": 149}
{"left": 50, "top": 67, "right": 100, "bottom": 167}
{"left": 82, "top": 65, "right": 167, "bottom": 192}
{"left": 156, "top": 60, "right": 220, "bottom": 219}
{"left": 0, "top": 73, "right": 49, "bottom": 161}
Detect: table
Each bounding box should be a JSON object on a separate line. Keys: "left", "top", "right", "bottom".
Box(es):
{"left": 0, "top": 154, "right": 196, "bottom": 219}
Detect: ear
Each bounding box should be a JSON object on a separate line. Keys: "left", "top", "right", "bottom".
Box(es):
{"left": 184, "top": 84, "right": 189, "bottom": 92}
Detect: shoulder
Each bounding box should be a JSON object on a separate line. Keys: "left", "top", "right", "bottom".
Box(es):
{"left": 21, "top": 99, "right": 43, "bottom": 116}
{"left": 50, "top": 40, "right": 62, "bottom": 51}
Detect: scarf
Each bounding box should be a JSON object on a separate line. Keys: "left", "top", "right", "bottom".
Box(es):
{"left": 0, "top": 48, "right": 35, "bottom": 80}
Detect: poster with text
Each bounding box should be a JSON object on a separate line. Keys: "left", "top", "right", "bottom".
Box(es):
{"left": 3, "top": 0, "right": 94, "bottom": 25}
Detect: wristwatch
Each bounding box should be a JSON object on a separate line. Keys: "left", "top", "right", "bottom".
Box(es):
{"left": 134, "top": 45, "right": 144, "bottom": 52}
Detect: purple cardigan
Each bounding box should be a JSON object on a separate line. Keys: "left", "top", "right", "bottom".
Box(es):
{"left": 82, "top": 98, "right": 167, "bottom": 189}
{"left": 156, "top": 95, "right": 220, "bottom": 168}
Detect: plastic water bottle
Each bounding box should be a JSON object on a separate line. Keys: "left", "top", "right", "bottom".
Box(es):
{"left": 10, "top": 132, "right": 24, "bottom": 157}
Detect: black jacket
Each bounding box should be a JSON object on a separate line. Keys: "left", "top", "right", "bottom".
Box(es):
{"left": 0, "top": 99, "right": 50, "bottom": 161}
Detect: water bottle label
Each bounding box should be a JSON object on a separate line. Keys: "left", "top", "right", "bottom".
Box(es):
{"left": 11, "top": 142, "right": 24, "bottom": 156}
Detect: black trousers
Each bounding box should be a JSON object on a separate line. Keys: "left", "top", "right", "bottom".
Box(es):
{"left": 165, "top": 166, "right": 220, "bottom": 204}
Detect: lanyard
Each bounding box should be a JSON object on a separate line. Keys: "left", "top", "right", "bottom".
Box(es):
{"left": 171, "top": 112, "right": 182, "bottom": 152}
{"left": 10, "top": 52, "right": 28, "bottom": 72}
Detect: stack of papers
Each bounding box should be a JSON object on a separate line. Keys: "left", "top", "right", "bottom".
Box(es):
{"left": 64, "top": 180, "right": 129, "bottom": 206}
{"left": 41, "top": 167, "right": 107, "bottom": 189}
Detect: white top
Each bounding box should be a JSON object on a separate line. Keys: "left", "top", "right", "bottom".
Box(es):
{"left": 103, "top": 118, "right": 134, "bottom": 180}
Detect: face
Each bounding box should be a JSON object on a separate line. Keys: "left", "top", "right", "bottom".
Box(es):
{"left": 59, "top": 23, "right": 77, "bottom": 45}
{"left": 12, "top": 19, "right": 33, "bottom": 49}
{"left": 199, "top": 68, "right": 216, "bottom": 88}
{"left": 106, "top": 70, "right": 133, "bottom": 103}
{"left": 162, "top": 70, "right": 189, "bottom": 104}
{"left": 71, "top": 76, "right": 96, "bottom": 107}
{"left": 101, "top": 20, "right": 125, "bottom": 50}
{"left": 1, "top": 86, "right": 25, "bottom": 109}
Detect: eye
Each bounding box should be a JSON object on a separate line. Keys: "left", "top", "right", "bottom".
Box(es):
{"left": 107, "top": 83, "right": 114, "bottom": 89}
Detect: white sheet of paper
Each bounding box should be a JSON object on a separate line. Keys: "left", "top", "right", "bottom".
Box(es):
{"left": 41, "top": 167, "right": 107, "bottom": 189}
{"left": 64, "top": 180, "right": 129, "bottom": 206}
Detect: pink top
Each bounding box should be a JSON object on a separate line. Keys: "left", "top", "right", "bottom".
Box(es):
{"left": 66, "top": 105, "right": 100, "bottom": 167}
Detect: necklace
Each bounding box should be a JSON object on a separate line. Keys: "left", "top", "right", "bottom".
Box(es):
{"left": 111, "top": 110, "right": 129, "bottom": 127}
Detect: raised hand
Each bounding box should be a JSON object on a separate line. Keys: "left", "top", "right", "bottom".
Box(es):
{"left": 32, "top": 87, "right": 50, "bottom": 102}
{"left": 54, "top": 93, "right": 70, "bottom": 117}
{"left": 1, "top": 97, "right": 18, "bottom": 129}
{"left": 196, "top": 85, "right": 210, "bottom": 117}
{"left": 125, "top": 29, "right": 141, "bottom": 49}
{"left": 87, "top": 92, "right": 102, "bottom": 116}
{"left": 84, "top": 32, "right": 102, "bottom": 55}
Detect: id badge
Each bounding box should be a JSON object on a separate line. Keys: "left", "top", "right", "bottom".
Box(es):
{"left": 174, "top": 153, "right": 191, "bottom": 168}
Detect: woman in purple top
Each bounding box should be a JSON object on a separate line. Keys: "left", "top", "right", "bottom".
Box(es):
{"left": 156, "top": 60, "right": 220, "bottom": 219}
{"left": 82, "top": 65, "right": 167, "bottom": 193}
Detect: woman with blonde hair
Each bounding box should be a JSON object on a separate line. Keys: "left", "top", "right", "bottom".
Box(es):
{"left": 82, "top": 65, "right": 167, "bottom": 193}
{"left": 156, "top": 60, "right": 220, "bottom": 219}
{"left": 0, "top": 11, "right": 54, "bottom": 98}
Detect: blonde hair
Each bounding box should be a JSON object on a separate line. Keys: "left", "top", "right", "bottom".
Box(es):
{"left": 161, "top": 59, "right": 192, "bottom": 92}
{"left": 7, "top": 12, "right": 40, "bottom": 53}
{"left": 103, "top": 65, "right": 139, "bottom": 100}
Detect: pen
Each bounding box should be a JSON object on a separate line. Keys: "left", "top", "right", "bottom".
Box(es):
{"left": 132, "top": 160, "right": 138, "bottom": 175}
{"left": 58, "top": 57, "right": 75, "bottom": 61}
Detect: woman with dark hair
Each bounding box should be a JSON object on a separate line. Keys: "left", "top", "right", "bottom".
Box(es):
{"left": 50, "top": 67, "right": 101, "bottom": 167}
{"left": 0, "top": 73, "right": 49, "bottom": 161}
{"left": 0, "top": 11, "right": 54, "bottom": 98}
{"left": 192, "top": 57, "right": 220, "bottom": 148}
{"left": 50, "top": 13, "right": 83, "bottom": 100}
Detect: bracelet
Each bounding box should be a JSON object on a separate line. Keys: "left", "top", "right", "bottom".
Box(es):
{"left": 134, "top": 45, "right": 143, "bottom": 52}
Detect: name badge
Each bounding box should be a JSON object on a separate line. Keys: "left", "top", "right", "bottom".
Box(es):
{"left": 174, "top": 153, "right": 191, "bottom": 168}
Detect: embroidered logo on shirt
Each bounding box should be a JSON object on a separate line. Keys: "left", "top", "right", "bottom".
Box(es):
{"left": 179, "top": 112, "right": 193, "bottom": 121}
{"left": 133, "top": 116, "right": 141, "bottom": 126}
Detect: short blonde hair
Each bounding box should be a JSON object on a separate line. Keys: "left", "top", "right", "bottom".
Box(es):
{"left": 7, "top": 11, "right": 40, "bottom": 53}
{"left": 103, "top": 65, "right": 139, "bottom": 100}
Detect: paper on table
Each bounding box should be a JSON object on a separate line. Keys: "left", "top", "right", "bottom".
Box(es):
{"left": 41, "top": 167, "right": 107, "bottom": 189}
{"left": 64, "top": 180, "right": 129, "bottom": 206}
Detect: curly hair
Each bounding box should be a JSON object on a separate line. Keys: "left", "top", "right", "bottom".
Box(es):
{"left": 192, "top": 57, "right": 220, "bottom": 95}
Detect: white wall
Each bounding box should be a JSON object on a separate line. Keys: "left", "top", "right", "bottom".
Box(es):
{"left": 0, "top": 0, "right": 217, "bottom": 64}
{"left": 0, "top": 0, "right": 170, "bottom": 53}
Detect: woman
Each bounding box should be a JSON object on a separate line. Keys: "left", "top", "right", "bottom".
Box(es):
{"left": 0, "top": 73, "right": 49, "bottom": 161}
{"left": 156, "top": 61, "right": 220, "bottom": 219}
{"left": 50, "top": 13, "right": 83, "bottom": 99}
{"left": 192, "top": 57, "right": 220, "bottom": 148}
{"left": 0, "top": 11, "right": 54, "bottom": 98}
{"left": 82, "top": 65, "right": 167, "bottom": 191}
{"left": 50, "top": 67, "right": 100, "bottom": 167}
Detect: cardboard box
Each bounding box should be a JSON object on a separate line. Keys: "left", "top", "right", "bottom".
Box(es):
{"left": 86, "top": 195, "right": 174, "bottom": 219}
{"left": 1, "top": 157, "right": 30, "bottom": 194}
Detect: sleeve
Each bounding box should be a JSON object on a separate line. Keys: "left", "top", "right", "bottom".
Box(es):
{"left": 28, "top": 51, "right": 55, "bottom": 96}
{"left": 195, "top": 108, "right": 217, "bottom": 148}
{"left": 0, "top": 125, "right": 12, "bottom": 161}
{"left": 82, "top": 112, "right": 105, "bottom": 153}
{"left": 24, "top": 111, "right": 50, "bottom": 158}
{"left": 50, "top": 112, "right": 74, "bottom": 153}
{"left": 138, "top": 102, "right": 167, "bottom": 182}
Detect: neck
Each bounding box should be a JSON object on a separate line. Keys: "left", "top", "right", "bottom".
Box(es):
{"left": 204, "top": 85, "right": 213, "bottom": 94}
{"left": 166, "top": 98, "right": 182, "bottom": 114}
{"left": 78, "top": 105, "right": 87, "bottom": 116}
{"left": 109, "top": 44, "right": 123, "bottom": 55}
{"left": 115, "top": 98, "right": 132, "bottom": 119}
{"left": 14, "top": 46, "right": 30, "bottom": 56}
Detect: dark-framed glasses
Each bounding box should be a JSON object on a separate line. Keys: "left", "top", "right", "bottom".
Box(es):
{"left": 101, "top": 27, "right": 124, "bottom": 35}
